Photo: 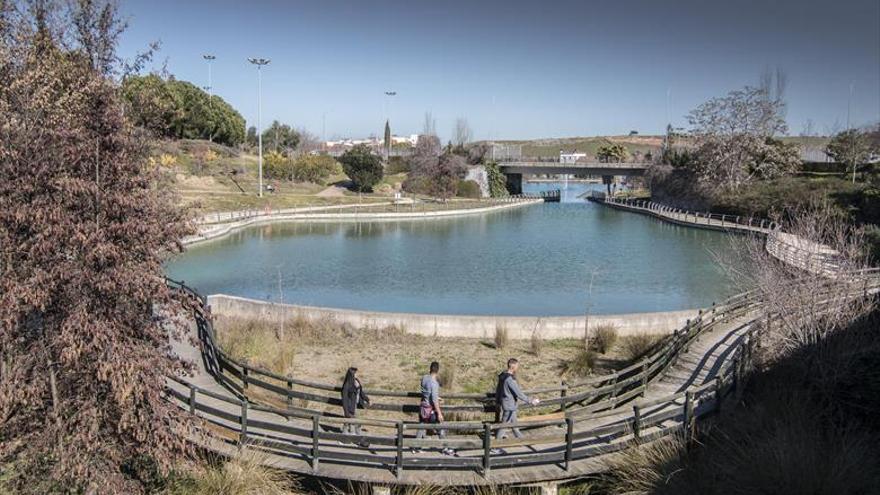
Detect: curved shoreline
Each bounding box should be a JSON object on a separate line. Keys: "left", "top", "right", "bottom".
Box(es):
{"left": 208, "top": 293, "right": 700, "bottom": 338}
{"left": 182, "top": 198, "right": 543, "bottom": 247}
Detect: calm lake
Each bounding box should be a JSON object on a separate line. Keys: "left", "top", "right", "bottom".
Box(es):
{"left": 166, "top": 183, "right": 736, "bottom": 316}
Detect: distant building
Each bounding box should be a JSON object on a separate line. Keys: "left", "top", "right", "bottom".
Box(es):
{"left": 323, "top": 134, "right": 417, "bottom": 157}
{"left": 560, "top": 150, "right": 587, "bottom": 163}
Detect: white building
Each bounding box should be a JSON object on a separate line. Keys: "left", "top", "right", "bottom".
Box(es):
{"left": 560, "top": 150, "right": 587, "bottom": 163}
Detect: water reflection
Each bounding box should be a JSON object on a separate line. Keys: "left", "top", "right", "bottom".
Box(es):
{"left": 168, "top": 184, "right": 736, "bottom": 316}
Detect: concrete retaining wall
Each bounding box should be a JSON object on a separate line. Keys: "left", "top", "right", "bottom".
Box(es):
{"left": 183, "top": 199, "right": 541, "bottom": 247}
{"left": 207, "top": 294, "right": 700, "bottom": 339}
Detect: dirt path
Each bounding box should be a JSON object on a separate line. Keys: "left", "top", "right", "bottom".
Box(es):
{"left": 316, "top": 184, "right": 348, "bottom": 197}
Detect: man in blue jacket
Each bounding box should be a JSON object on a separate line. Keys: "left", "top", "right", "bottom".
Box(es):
{"left": 494, "top": 358, "right": 540, "bottom": 444}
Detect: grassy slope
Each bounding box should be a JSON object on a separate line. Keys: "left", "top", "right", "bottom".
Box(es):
{"left": 152, "top": 139, "right": 387, "bottom": 213}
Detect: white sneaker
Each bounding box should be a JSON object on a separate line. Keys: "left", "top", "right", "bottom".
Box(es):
{"left": 441, "top": 448, "right": 456, "bottom": 456}
{"left": 489, "top": 448, "right": 505, "bottom": 455}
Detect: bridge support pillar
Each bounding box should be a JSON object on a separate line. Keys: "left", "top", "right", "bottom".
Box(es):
{"left": 372, "top": 486, "right": 391, "bottom": 495}
{"left": 602, "top": 175, "right": 614, "bottom": 195}
{"left": 538, "top": 482, "right": 559, "bottom": 495}
{"left": 504, "top": 173, "right": 523, "bottom": 195}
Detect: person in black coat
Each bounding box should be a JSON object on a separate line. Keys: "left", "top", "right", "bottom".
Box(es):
{"left": 341, "top": 367, "right": 370, "bottom": 437}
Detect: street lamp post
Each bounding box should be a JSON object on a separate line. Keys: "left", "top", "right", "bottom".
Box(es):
{"left": 203, "top": 55, "right": 216, "bottom": 141}
{"left": 248, "top": 57, "right": 270, "bottom": 197}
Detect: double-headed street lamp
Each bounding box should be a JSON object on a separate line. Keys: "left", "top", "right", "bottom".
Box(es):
{"left": 202, "top": 54, "right": 216, "bottom": 98}
{"left": 203, "top": 55, "right": 216, "bottom": 142}
{"left": 248, "top": 57, "right": 270, "bottom": 197}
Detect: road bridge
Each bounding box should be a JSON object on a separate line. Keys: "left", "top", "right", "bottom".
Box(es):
{"left": 497, "top": 161, "right": 649, "bottom": 194}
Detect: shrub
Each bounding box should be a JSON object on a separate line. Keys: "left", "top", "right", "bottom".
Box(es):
{"left": 386, "top": 156, "right": 410, "bottom": 175}
{"left": 456, "top": 179, "right": 482, "bottom": 198}
{"left": 340, "top": 144, "right": 384, "bottom": 192}
{"left": 560, "top": 348, "right": 597, "bottom": 377}
{"left": 438, "top": 362, "right": 456, "bottom": 390}
{"left": 619, "top": 333, "right": 662, "bottom": 361}
{"left": 263, "top": 151, "right": 295, "bottom": 181}
{"left": 292, "top": 155, "right": 341, "bottom": 184}
{"left": 591, "top": 324, "right": 618, "bottom": 354}
{"left": 493, "top": 325, "right": 510, "bottom": 350}
{"left": 485, "top": 161, "right": 509, "bottom": 198}
{"left": 530, "top": 331, "right": 543, "bottom": 356}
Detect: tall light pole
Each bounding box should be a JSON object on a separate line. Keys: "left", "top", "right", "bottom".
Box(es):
{"left": 202, "top": 54, "right": 215, "bottom": 97}
{"left": 203, "top": 55, "right": 216, "bottom": 142}
{"left": 248, "top": 58, "right": 270, "bottom": 197}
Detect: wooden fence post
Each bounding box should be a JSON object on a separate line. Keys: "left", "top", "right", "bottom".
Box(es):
{"left": 715, "top": 376, "right": 723, "bottom": 413}
{"left": 564, "top": 418, "right": 574, "bottom": 471}
{"left": 311, "top": 416, "right": 320, "bottom": 471}
{"left": 683, "top": 390, "right": 693, "bottom": 445}
{"left": 560, "top": 381, "right": 568, "bottom": 410}
{"left": 639, "top": 363, "right": 648, "bottom": 396}
{"left": 286, "top": 379, "right": 293, "bottom": 409}
{"left": 396, "top": 422, "right": 405, "bottom": 479}
{"left": 189, "top": 384, "right": 196, "bottom": 415}
{"left": 632, "top": 405, "right": 642, "bottom": 442}
{"left": 483, "top": 423, "right": 492, "bottom": 475}
{"left": 240, "top": 400, "right": 248, "bottom": 445}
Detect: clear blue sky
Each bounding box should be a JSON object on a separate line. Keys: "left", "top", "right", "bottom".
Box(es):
{"left": 118, "top": 0, "right": 880, "bottom": 142}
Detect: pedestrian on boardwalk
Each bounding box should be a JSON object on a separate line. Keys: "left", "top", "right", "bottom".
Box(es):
{"left": 414, "top": 361, "right": 455, "bottom": 456}
{"left": 493, "top": 358, "right": 539, "bottom": 452}
{"left": 341, "top": 367, "right": 370, "bottom": 445}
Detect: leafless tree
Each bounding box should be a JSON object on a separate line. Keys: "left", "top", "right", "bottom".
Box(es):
{"left": 687, "top": 85, "right": 798, "bottom": 189}
{"left": 452, "top": 117, "right": 473, "bottom": 147}
{"left": 759, "top": 66, "right": 788, "bottom": 119}
{"left": 718, "top": 201, "right": 875, "bottom": 366}
{"left": 295, "top": 126, "right": 322, "bottom": 156}
{"left": 422, "top": 111, "right": 437, "bottom": 137}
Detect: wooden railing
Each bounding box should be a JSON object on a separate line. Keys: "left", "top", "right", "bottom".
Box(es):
{"left": 593, "top": 195, "right": 846, "bottom": 276}
{"left": 165, "top": 273, "right": 879, "bottom": 480}
{"left": 163, "top": 277, "right": 770, "bottom": 479}
{"left": 594, "top": 193, "right": 779, "bottom": 232}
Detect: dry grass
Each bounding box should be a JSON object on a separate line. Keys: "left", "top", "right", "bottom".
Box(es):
{"left": 618, "top": 333, "right": 662, "bottom": 361}
{"left": 529, "top": 330, "right": 544, "bottom": 356}
{"left": 164, "top": 450, "right": 301, "bottom": 495}
{"left": 213, "top": 315, "right": 629, "bottom": 418}
{"left": 494, "top": 325, "right": 510, "bottom": 350}
{"left": 598, "top": 312, "right": 880, "bottom": 494}
{"left": 559, "top": 348, "right": 598, "bottom": 378}
{"left": 590, "top": 324, "right": 619, "bottom": 354}
{"left": 438, "top": 362, "right": 456, "bottom": 389}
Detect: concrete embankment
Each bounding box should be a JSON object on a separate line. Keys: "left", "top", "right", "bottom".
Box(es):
{"left": 208, "top": 294, "right": 700, "bottom": 339}
{"left": 183, "top": 199, "right": 542, "bottom": 247}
